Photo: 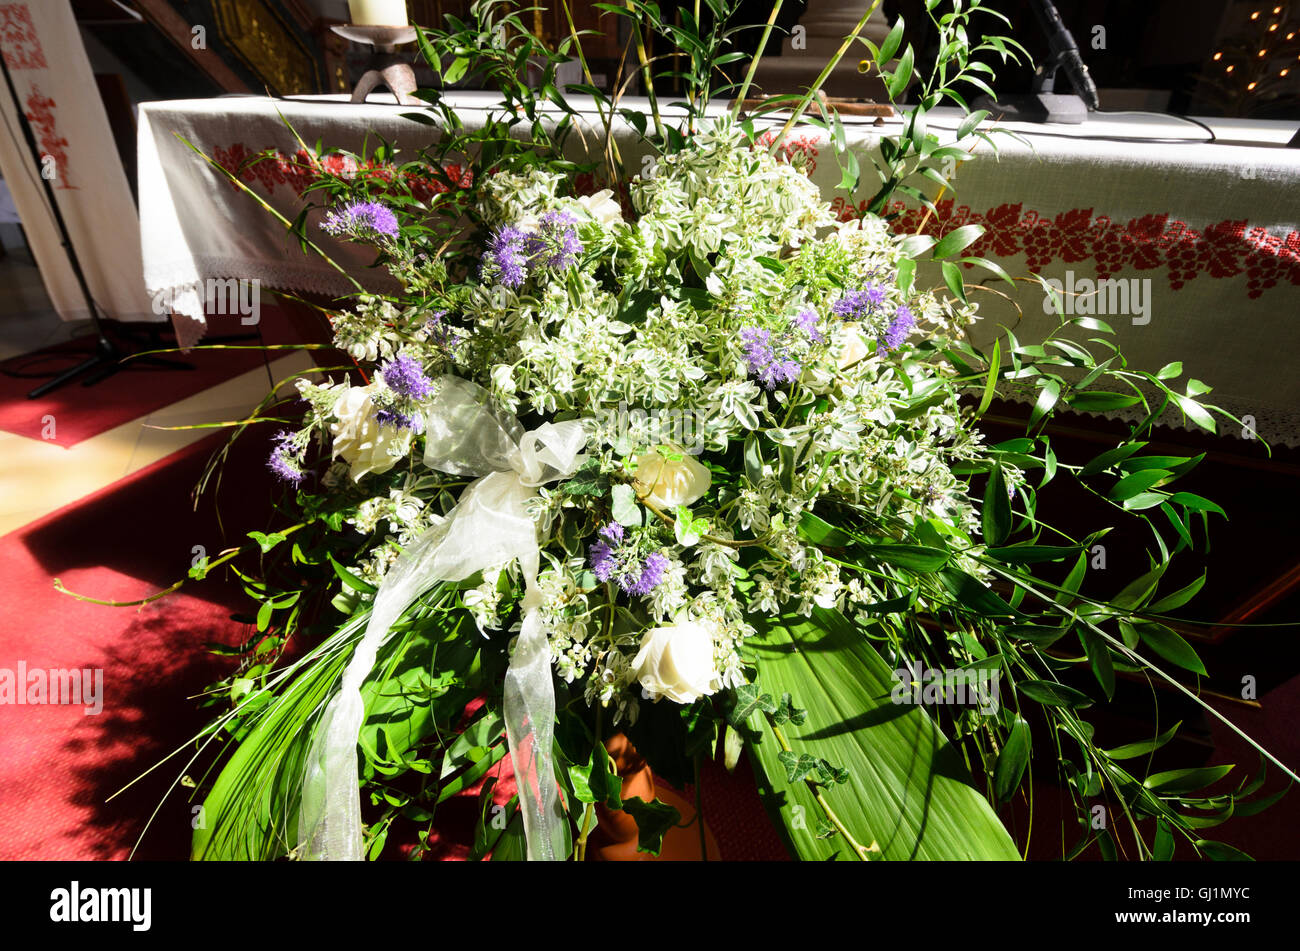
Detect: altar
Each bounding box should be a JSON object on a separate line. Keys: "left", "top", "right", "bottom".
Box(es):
{"left": 138, "top": 93, "right": 1300, "bottom": 444}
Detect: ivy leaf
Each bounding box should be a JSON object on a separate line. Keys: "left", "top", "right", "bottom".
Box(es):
{"left": 611, "top": 483, "right": 642, "bottom": 527}
{"left": 674, "top": 505, "right": 708, "bottom": 547}
{"left": 563, "top": 459, "right": 609, "bottom": 498}
{"left": 247, "top": 530, "right": 286, "bottom": 554}
{"left": 620, "top": 797, "right": 681, "bottom": 856}
{"left": 771, "top": 692, "right": 807, "bottom": 727}
{"left": 726, "top": 682, "right": 776, "bottom": 727}
{"left": 777, "top": 750, "right": 822, "bottom": 784}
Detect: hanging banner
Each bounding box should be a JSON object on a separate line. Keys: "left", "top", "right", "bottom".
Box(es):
{"left": 0, "top": 0, "right": 157, "bottom": 322}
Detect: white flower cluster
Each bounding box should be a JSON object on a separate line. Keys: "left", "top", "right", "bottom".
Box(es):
{"left": 290, "top": 118, "right": 992, "bottom": 712}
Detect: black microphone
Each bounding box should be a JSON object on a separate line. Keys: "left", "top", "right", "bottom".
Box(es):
{"left": 1030, "top": 0, "right": 1100, "bottom": 109}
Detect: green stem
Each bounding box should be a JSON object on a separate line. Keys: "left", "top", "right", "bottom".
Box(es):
{"left": 730, "top": 0, "right": 786, "bottom": 121}
{"left": 769, "top": 717, "right": 877, "bottom": 860}
{"left": 54, "top": 522, "right": 309, "bottom": 607}
{"left": 625, "top": 2, "right": 664, "bottom": 141}
{"left": 768, "top": 0, "right": 884, "bottom": 154}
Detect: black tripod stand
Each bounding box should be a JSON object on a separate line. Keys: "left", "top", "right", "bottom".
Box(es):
{"left": 0, "top": 33, "right": 191, "bottom": 400}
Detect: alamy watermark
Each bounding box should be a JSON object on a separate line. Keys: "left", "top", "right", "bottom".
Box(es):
{"left": 595, "top": 400, "right": 708, "bottom": 455}
{"left": 890, "top": 660, "right": 1001, "bottom": 715}
{"left": 1042, "top": 271, "right": 1151, "bottom": 325}
{"left": 0, "top": 663, "right": 103, "bottom": 715}
{"left": 151, "top": 278, "right": 261, "bottom": 325}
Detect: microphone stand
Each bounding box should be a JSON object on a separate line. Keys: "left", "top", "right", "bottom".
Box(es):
{"left": 0, "top": 34, "right": 190, "bottom": 400}
{"left": 973, "top": 0, "right": 1099, "bottom": 124}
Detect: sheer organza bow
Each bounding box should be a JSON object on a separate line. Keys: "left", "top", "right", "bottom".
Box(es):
{"left": 298, "top": 375, "right": 587, "bottom": 861}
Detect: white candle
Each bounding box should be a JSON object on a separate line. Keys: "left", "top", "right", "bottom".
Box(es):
{"left": 348, "top": 0, "right": 408, "bottom": 26}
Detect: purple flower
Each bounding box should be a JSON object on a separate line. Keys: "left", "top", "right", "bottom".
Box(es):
{"left": 321, "top": 200, "right": 399, "bottom": 239}
{"left": 531, "top": 211, "right": 582, "bottom": 271}
{"left": 792, "top": 307, "right": 826, "bottom": 343}
{"left": 484, "top": 225, "right": 529, "bottom": 288}
{"left": 267, "top": 431, "right": 305, "bottom": 485}
{"left": 740, "top": 327, "right": 801, "bottom": 390}
{"left": 878, "top": 304, "right": 916, "bottom": 356}
{"left": 623, "top": 552, "right": 669, "bottom": 596}
{"left": 832, "top": 283, "right": 888, "bottom": 320}
{"left": 380, "top": 354, "right": 435, "bottom": 400}
{"left": 587, "top": 522, "right": 668, "bottom": 596}
{"left": 375, "top": 408, "right": 425, "bottom": 432}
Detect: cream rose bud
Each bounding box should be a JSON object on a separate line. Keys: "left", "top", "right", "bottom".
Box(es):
{"left": 329, "top": 382, "right": 403, "bottom": 482}
{"left": 837, "top": 322, "right": 871, "bottom": 369}
{"left": 633, "top": 449, "right": 711, "bottom": 509}
{"left": 576, "top": 188, "right": 624, "bottom": 227}
{"left": 632, "top": 621, "right": 722, "bottom": 704}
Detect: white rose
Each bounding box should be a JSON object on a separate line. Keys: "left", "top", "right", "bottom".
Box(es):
{"left": 633, "top": 449, "right": 711, "bottom": 510}
{"left": 329, "top": 382, "right": 403, "bottom": 482}
{"left": 576, "top": 188, "right": 624, "bottom": 227}
{"left": 632, "top": 621, "right": 721, "bottom": 704}
{"left": 837, "top": 322, "right": 871, "bottom": 370}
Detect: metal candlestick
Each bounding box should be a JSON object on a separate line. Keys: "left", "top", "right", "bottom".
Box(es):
{"left": 330, "top": 25, "right": 420, "bottom": 106}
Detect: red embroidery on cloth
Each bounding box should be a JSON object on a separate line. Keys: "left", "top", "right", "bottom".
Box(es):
{"left": 754, "top": 130, "right": 820, "bottom": 172}
{"left": 24, "top": 86, "right": 74, "bottom": 190}
{"left": 212, "top": 145, "right": 473, "bottom": 204}
{"left": 0, "top": 4, "right": 47, "bottom": 70}
{"left": 832, "top": 197, "right": 1300, "bottom": 299}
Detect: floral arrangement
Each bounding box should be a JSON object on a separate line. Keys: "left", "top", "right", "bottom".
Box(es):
{"left": 103, "top": 0, "right": 1292, "bottom": 861}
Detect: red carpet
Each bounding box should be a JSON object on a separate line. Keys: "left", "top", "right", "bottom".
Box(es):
{"left": 0, "top": 431, "right": 269, "bottom": 859}
{"left": 0, "top": 424, "right": 786, "bottom": 861}
{"left": 1, "top": 415, "right": 1289, "bottom": 860}
{"left": 0, "top": 306, "right": 311, "bottom": 447}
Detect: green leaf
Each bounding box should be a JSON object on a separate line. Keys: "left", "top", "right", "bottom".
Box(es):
{"left": 877, "top": 16, "right": 905, "bottom": 63}
{"left": 1108, "top": 469, "right": 1172, "bottom": 501}
{"left": 984, "top": 544, "right": 1078, "bottom": 564}
{"left": 976, "top": 339, "right": 1000, "bottom": 417}
{"left": 1153, "top": 819, "right": 1175, "bottom": 861}
{"left": 1168, "top": 492, "right": 1226, "bottom": 517}
{"left": 327, "top": 553, "right": 377, "bottom": 593}
{"left": 1135, "top": 622, "right": 1207, "bottom": 676}
{"left": 1195, "top": 839, "right": 1253, "bottom": 861}
{"left": 938, "top": 568, "right": 1019, "bottom": 617}
{"left": 1030, "top": 379, "right": 1060, "bottom": 427}
{"left": 1113, "top": 564, "right": 1166, "bottom": 611}
{"left": 247, "top": 530, "right": 286, "bottom": 554}
{"left": 940, "top": 259, "right": 967, "bottom": 303}
{"left": 886, "top": 44, "right": 915, "bottom": 100}
{"left": 1018, "top": 680, "right": 1093, "bottom": 708}
{"left": 1145, "top": 765, "right": 1233, "bottom": 796}
{"left": 957, "top": 108, "right": 990, "bottom": 139}
{"left": 611, "top": 483, "right": 642, "bottom": 527}
{"left": 1102, "top": 721, "right": 1182, "bottom": 760}
{"left": 994, "top": 716, "right": 1030, "bottom": 802}
{"left": 743, "top": 432, "right": 763, "bottom": 488}
{"left": 726, "top": 682, "right": 776, "bottom": 727}
{"left": 1067, "top": 391, "right": 1142, "bottom": 412}
{"left": 1079, "top": 441, "right": 1146, "bottom": 477}
{"left": 931, "top": 224, "right": 985, "bottom": 260}
{"left": 1079, "top": 627, "right": 1115, "bottom": 700}
{"left": 859, "top": 543, "right": 949, "bottom": 572}
{"left": 1147, "top": 573, "right": 1206, "bottom": 614}
{"left": 982, "top": 464, "right": 1011, "bottom": 547}
{"left": 620, "top": 797, "right": 681, "bottom": 856}
{"left": 1173, "top": 394, "right": 1216, "bottom": 433}
{"left": 745, "top": 609, "right": 1020, "bottom": 861}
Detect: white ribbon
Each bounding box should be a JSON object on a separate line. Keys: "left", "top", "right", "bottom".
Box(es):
{"left": 297, "top": 375, "right": 587, "bottom": 861}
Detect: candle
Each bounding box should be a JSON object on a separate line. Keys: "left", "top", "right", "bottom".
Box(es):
{"left": 348, "top": 0, "right": 407, "bottom": 26}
